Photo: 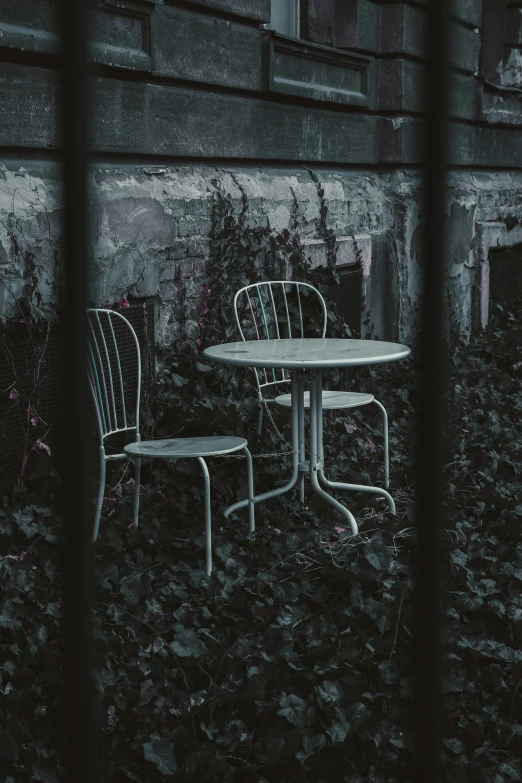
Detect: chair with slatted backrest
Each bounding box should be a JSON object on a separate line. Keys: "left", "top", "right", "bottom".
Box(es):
{"left": 87, "top": 308, "right": 254, "bottom": 575}
{"left": 233, "top": 281, "right": 390, "bottom": 496}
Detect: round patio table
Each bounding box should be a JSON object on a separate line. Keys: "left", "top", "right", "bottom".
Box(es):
{"left": 203, "top": 338, "right": 411, "bottom": 534}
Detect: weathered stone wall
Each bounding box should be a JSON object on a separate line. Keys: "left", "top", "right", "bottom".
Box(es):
{"left": 2, "top": 160, "right": 522, "bottom": 347}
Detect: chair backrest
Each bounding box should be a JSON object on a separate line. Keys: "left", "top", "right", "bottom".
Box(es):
{"left": 87, "top": 308, "right": 141, "bottom": 442}
{"left": 233, "top": 281, "right": 327, "bottom": 397}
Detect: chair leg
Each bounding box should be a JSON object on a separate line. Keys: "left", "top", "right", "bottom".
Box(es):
{"left": 133, "top": 457, "right": 142, "bottom": 528}
{"left": 92, "top": 446, "right": 106, "bottom": 542}
{"left": 373, "top": 399, "right": 389, "bottom": 489}
{"left": 198, "top": 457, "right": 212, "bottom": 576}
{"left": 257, "top": 402, "right": 264, "bottom": 437}
{"left": 298, "top": 377, "right": 305, "bottom": 503}
{"left": 243, "top": 446, "right": 255, "bottom": 534}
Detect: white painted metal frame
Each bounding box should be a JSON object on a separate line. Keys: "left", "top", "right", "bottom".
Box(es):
{"left": 87, "top": 308, "right": 254, "bottom": 575}
{"left": 87, "top": 308, "right": 142, "bottom": 541}
{"left": 223, "top": 365, "right": 395, "bottom": 535}
{"left": 233, "top": 281, "right": 390, "bottom": 490}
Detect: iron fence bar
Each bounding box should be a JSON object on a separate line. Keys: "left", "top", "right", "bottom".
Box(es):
{"left": 62, "top": 1, "right": 97, "bottom": 781}
{"left": 415, "top": 1, "right": 450, "bottom": 781}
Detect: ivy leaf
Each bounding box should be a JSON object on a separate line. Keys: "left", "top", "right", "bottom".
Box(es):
{"left": 297, "top": 732, "right": 327, "bottom": 762}
{"left": 450, "top": 549, "right": 468, "bottom": 567}
{"left": 326, "top": 719, "right": 351, "bottom": 743}
{"left": 316, "top": 680, "right": 342, "bottom": 705}
{"left": 455, "top": 593, "right": 483, "bottom": 612}
{"left": 143, "top": 737, "right": 177, "bottom": 775}
{"left": 11, "top": 509, "right": 39, "bottom": 538}
{"left": 442, "top": 737, "right": 466, "bottom": 754}
{"left": 0, "top": 600, "right": 22, "bottom": 630}
{"left": 171, "top": 373, "right": 189, "bottom": 387}
{"left": 364, "top": 542, "right": 383, "bottom": 570}
{"left": 277, "top": 692, "right": 308, "bottom": 728}
{"left": 500, "top": 762, "right": 522, "bottom": 781}
{"left": 169, "top": 629, "right": 209, "bottom": 658}
{"left": 120, "top": 578, "right": 141, "bottom": 606}
{"left": 0, "top": 729, "right": 18, "bottom": 762}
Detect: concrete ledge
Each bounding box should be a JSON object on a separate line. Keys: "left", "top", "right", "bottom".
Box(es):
{"left": 302, "top": 234, "right": 371, "bottom": 271}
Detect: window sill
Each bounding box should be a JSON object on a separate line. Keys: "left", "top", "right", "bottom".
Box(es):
{"left": 264, "top": 33, "right": 372, "bottom": 107}
{"left": 480, "top": 79, "right": 522, "bottom": 127}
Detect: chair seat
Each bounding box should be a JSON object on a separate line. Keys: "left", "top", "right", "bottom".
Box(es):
{"left": 124, "top": 436, "right": 247, "bottom": 459}
{"left": 275, "top": 390, "right": 374, "bottom": 410}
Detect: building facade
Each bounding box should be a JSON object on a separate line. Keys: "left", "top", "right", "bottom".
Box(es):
{"left": 1, "top": 0, "right": 522, "bottom": 346}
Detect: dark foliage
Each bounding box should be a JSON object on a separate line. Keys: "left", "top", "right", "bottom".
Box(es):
{"left": 1, "top": 200, "right": 521, "bottom": 780}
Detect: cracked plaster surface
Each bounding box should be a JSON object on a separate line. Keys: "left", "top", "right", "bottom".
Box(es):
{"left": 1, "top": 162, "right": 522, "bottom": 344}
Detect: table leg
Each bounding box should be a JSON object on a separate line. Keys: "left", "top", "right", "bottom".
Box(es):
{"left": 314, "top": 373, "right": 396, "bottom": 515}
{"left": 298, "top": 374, "right": 305, "bottom": 503}
{"left": 308, "top": 369, "right": 359, "bottom": 535}
{"left": 223, "top": 370, "right": 300, "bottom": 518}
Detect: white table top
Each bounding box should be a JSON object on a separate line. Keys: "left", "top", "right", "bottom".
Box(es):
{"left": 203, "top": 338, "right": 411, "bottom": 369}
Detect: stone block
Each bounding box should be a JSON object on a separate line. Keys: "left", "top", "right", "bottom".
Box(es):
{"left": 167, "top": 241, "right": 188, "bottom": 261}
{"left": 153, "top": 5, "right": 263, "bottom": 91}
{"left": 187, "top": 239, "right": 210, "bottom": 258}
{"left": 175, "top": 259, "right": 207, "bottom": 281}
{"left": 177, "top": 217, "right": 197, "bottom": 237}
{"left": 301, "top": 238, "right": 326, "bottom": 268}
{"left": 449, "top": 0, "right": 482, "bottom": 27}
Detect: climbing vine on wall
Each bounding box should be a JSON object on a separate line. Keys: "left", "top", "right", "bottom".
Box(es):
{"left": 0, "top": 197, "right": 63, "bottom": 495}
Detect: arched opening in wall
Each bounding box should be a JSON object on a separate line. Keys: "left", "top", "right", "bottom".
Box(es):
{"left": 488, "top": 242, "right": 522, "bottom": 314}
{"left": 476, "top": 221, "right": 522, "bottom": 330}
{"left": 320, "top": 262, "right": 363, "bottom": 337}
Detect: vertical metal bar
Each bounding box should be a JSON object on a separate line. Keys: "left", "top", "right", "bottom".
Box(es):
{"left": 296, "top": 284, "right": 304, "bottom": 336}
{"left": 87, "top": 363, "right": 106, "bottom": 441}
{"left": 256, "top": 283, "right": 271, "bottom": 339}
{"left": 233, "top": 289, "right": 246, "bottom": 339}
{"left": 267, "top": 283, "right": 286, "bottom": 382}
{"left": 246, "top": 288, "right": 269, "bottom": 385}
{"left": 256, "top": 284, "right": 277, "bottom": 382}
{"left": 281, "top": 282, "right": 291, "bottom": 337}
{"left": 87, "top": 341, "right": 108, "bottom": 435}
{"left": 316, "top": 288, "right": 328, "bottom": 338}
{"left": 414, "top": 1, "right": 449, "bottom": 781}
{"left": 298, "top": 374, "right": 305, "bottom": 502}
{"left": 95, "top": 312, "right": 117, "bottom": 429}
{"left": 268, "top": 283, "right": 280, "bottom": 338}
{"left": 88, "top": 318, "right": 112, "bottom": 432}
{"left": 62, "top": 0, "right": 97, "bottom": 780}
{"left": 107, "top": 313, "right": 127, "bottom": 429}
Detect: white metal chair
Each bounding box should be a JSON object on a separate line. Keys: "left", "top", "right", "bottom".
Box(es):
{"left": 87, "top": 308, "right": 254, "bottom": 575}
{"left": 233, "top": 281, "right": 390, "bottom": 498}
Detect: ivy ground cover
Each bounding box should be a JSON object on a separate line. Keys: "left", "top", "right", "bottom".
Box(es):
{"left": 1, "top": 302, "right": 522, "bottom": 782}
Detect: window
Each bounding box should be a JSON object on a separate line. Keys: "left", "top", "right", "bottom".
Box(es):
{"left": 268, "top": 0, "right": 359, "bottom": 51}
{"left": 482, "top": 0, "right": 522, "bottom": 90}
{"left": 264, "top": 0, "right": 371, "bottom": 107}
{"left": 269, "top": 0, "right": 301, "bottom": 39}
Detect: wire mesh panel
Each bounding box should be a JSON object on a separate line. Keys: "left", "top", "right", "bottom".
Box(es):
{"left": 0, "top": 324, "right": 62, "bottom": 487}
{"left": 0, "top": 302, "right": 154, "bottom": 488}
